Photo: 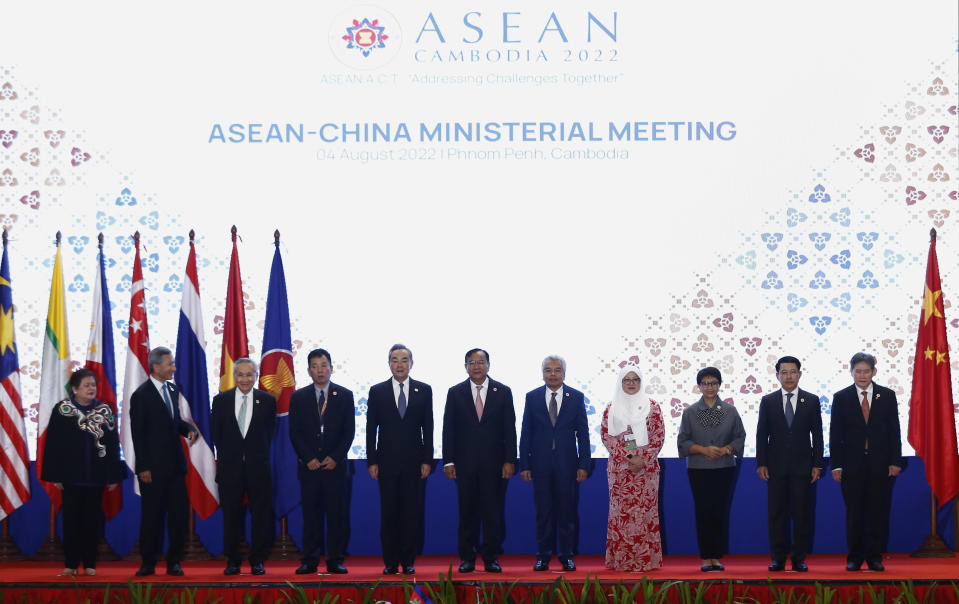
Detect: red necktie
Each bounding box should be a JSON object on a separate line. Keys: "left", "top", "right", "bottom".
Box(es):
{"left": 861, "top": 390, "right": 870, "bottom": 449}
{"left": 475, "top": 385, "right": 484, "bottom": 421}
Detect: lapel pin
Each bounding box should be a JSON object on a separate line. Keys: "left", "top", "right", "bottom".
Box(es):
{"left": 493, "top": 387, "right": 498, "bottom": 392}
{"left": 565, "top": 392, "right": 570, "bottom": 397}
{"left": 414, "top": 388, "right": 419, "bottom": 393}
{"left": 800, "top": 398, "right": 804, "bottom": 403}
{"left": 333, "top": 391, "right": 338, "bottom": 396}
{"left": 875, "top": 393, "right": 880, "bottom": 399}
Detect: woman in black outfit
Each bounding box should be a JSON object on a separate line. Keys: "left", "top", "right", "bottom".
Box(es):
{"left": 41, "top": 368, "right": 126, "bottom": 576}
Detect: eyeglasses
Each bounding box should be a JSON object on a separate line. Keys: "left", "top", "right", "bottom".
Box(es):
{"left": 699, "top": 381, "right": 720, "bottom": 388}
{"left": 622, "top": 377, "right": 641, "bottom": 385}
{"left": 466, "top": 360, "right": 488, "bottom": 367}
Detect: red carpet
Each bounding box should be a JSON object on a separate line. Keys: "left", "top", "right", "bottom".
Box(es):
{"left": 1, "top": 554, "right": 956, "bottom": 603}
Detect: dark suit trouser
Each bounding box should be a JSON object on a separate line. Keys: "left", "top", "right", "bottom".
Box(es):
{"left": 767, "top": 473, "right": 812, "bottom": 563}
{"left": 138, "top": 474, "right": 188, "bottom": 568}
{"left": 62, "top": 485, "right": 104, "bottom": 569}
{"left": 532, "top": 467, "right": 578, "bottom": 559}
{"left": 455, "top": 468, "right": 503, "bottom": 563}
{"left": 688, "top": 467, "right": 734, "bottom": 560}
{"left": 219, "top": 470, "right": 275, "bottom": 566}
{"left": 300, "top": 466, "right": 347, "bottom": 566}
{"left": 840, "top": 470, "right": 888, "bottom": 563}
{"left": 378, "top": 469, "right": 421, "bottom": 567}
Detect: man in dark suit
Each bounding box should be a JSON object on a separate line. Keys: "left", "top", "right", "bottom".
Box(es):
{"left": 289, "top": 348, "right": 355, "bottom": 574}
{"left": 829, "top": 352, "right": 902, "bottom": 572}
{"left": 756, "top": 355, "right": 824, "bottom": 573}
{"left": 442, "top": 348, "right": 516, "bottom": 573}
{"left": 366, "top": 344, "right": 433, "bottom": 575}
{"left": 211, "top": 358, "right": 277, "bottom": 576}
{"left": 129, "top": 346, "right": 199, "bottom": 577}
{"left": 519, "top": 355, "right": 590, "bottom": 572}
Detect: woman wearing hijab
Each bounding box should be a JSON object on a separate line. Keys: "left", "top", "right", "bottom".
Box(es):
{"left": 677, "top": 366, "right": 746, "bottom": 572}
{"left": 601, "top": 363, "right": 665, "bottom": 571}
{"left": 40, "top": 368, "right": 127, "bottom": 577}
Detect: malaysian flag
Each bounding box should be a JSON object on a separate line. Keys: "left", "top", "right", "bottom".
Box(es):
{"left": 0, "top": 232, "right": 30, "bottom": 521}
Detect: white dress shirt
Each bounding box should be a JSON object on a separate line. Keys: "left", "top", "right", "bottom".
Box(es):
{"left": 150, "top": 376, "right": 173, "bottom": 416}
{"left": 235, "top": 388, "right": 254, "bottom": 438}
{"left": 782, "top": 388, "right": 798, "bottom": 415}
{"left": 546, "top": 386, "right": 564, "bottom": 415}
{"left": 392, "top": 377, "right": 410, "bottom": 408}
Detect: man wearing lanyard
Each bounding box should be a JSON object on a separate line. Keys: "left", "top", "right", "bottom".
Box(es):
{"left": 289, "top": 348, "right": 355, "bottom": 574}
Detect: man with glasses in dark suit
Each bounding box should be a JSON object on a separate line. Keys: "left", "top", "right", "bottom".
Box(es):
{"left": 443, "top": 348, "right": 516, "bottom": 573}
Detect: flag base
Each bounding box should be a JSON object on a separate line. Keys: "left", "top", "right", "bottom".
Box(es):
{"left": 0, "top": 519, "right": 25, "bottom": 562}
{"left": 182, "top": 531, "right": 214, "bottom": 561}
{"left": 910, "top": 533, "right": 955, "bottom": 558}
{"left": 29, "top": 536, "right": 64, "bottom": 562}
{"left": 268, "top": 521, "right": 302, "bottom": 561}
{"left": 96, "top": 536, "right": 120, "bottom": 561}
{"left": 122, "top": 540, "right": 141, "bottom": 562}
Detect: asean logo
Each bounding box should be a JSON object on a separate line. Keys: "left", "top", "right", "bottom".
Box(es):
{"left": 343, "top": 18, "right": 388, "bottom": 57}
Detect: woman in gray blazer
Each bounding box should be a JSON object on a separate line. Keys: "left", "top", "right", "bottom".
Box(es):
{"left": 677, "top": 367, "right": 746, "bottom": 572}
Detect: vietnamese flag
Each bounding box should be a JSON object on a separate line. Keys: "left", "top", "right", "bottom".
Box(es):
{"left": 219, "top": 226, "right": 249, "bottom": 392}
{"left": 907, "top": 229, "right": 959, "bottom": 508}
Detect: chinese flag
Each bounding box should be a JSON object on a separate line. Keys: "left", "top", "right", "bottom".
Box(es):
{"left": 908, "top": 229, "right": 959, "bottom": 508}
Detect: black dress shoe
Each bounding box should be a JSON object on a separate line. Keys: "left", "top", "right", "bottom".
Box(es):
{"left": 792, "top": 561, "right": 808, "bottom": 572}
{"left": 135, "top": 566, "right": 155, "bottom": 577}
{"left": 711, "top": 563, "right": 725, "bottom": 571}
{"left": 484, "top": 559, "right": 502, "bottom": 573}
{"left": 560, "top": 558, "right": 576, "bottom": 572}
{"left": 768, "top": 561, "right": 785, "bottom": 572}
{"left": 166, "top": 564, "right": 184, "bottom": 577}
{"left": 295, "top": 563, "right": 317, "bottom": 575}
{"left": 866, "top": 559, "right": 884, "bottom": 572}
{"left": 383, "top": 566, "right": 398, "bottom": 575}
{"left": 326, "top": 562, "right": 348, "bottom": 574}
{"left": 533, "top": 559, "right": 549, "bottom": 571}
{"left": 700, "top": 564, "right": 712, "bottom": 572}
{"left": 251, "top": 563, "right": 265, "bottom": 576}
{"left": 458, "top": 560, "right": 475, "bottom": 573}
{"left": 223, "top": 564, "right": 241, "bottom": 576}
{"left": 846, "top": 560, "right": 862, "bottom": 571}
{"left": 402, "top": 565, "right": 415, "bottom": 575}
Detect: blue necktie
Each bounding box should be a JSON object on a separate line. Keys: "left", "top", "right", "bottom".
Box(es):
{"left": 398, "top": 383, "right": 407, "bottom": 419}
{"left": 161, "top": 383, "right": 174, "bottom": 418}
{"left": 785, "top": 392, "right": 794, "bottom": 428}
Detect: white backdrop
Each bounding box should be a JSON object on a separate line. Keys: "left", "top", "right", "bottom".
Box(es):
{"left": 1, "top": 1, "right": 957, "bottom": 459}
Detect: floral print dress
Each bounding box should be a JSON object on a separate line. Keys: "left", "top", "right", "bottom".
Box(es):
{"left": 601, "top": 401, "right": 665, "bottom": 571}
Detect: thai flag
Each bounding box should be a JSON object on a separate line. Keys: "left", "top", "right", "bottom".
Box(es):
{"left": 83, "top": 238, "right": 122, "bottom": 519}
{"left": 259, "top": 242, "right": 299, "bottom": 518}
{"left": 173, "top": 235, "right": 218, "bottom": 519}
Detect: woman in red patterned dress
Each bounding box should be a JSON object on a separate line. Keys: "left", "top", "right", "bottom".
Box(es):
{"left": 601, "top": 364, "right": 665, "bottom": 571}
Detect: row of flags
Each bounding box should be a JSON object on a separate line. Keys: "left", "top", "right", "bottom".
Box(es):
{"left": 0, "top": 228, "right": 957, "bottom": 524}
{"left": 0, "top": 229, "right": 300, "bottom": 523}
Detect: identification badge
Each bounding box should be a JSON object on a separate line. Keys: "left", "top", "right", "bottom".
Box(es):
{"left": 623, "top": 433, "right": 638, "bottom": 452}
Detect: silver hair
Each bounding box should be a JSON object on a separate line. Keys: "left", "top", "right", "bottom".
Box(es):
{"left": 541, "top": 355, "right": 567, "bottom": 373}
{"left": 233, "top": 357, "right": 258, "bottom": 376}
{"left": 148, "top": 346, "right": 172, "bottom": 373}
{"left": 388, "top": 343, "right": 413, "bottom": 363}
